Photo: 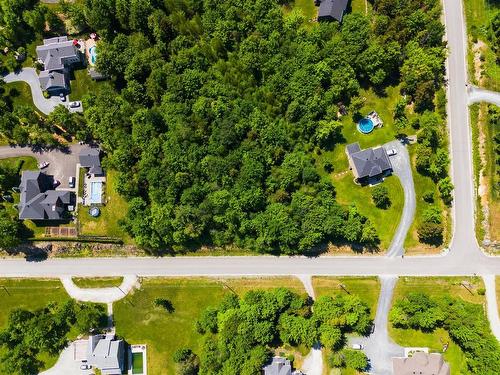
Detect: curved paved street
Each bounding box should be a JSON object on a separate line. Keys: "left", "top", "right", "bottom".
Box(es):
{"left": 2, "top": 68, "right": 61, "bottom": 115}
{"left": 468, "top": 86, "right": 500, "bottom": 106}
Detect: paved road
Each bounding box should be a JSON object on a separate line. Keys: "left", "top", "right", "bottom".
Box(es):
{"left": 351, "top": 276, "right": 403, "bottom": 375}
{"left": 483, "top": 275, "right": 500, "bottom": 340}
{"left": 60, "top": 275, "right": 138, "bottom": 303}
{"left": 384, "top": 141, "right": 416, "bottom": 258}
{"left": 468, "top": 86, "right": 500, "bottom": 106}
{"left": 2, "top": 68, "right": 62, "bottom": 115}
{"left": 0, "top": 144, "right": 86, "bottom": 189}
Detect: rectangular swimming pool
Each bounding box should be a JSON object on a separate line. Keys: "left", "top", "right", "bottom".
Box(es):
{"left": 89, "top": 181, "right": 103, "bottom": 204}
{"left": 132, "top": 352, "right": 144, "bottom": 374}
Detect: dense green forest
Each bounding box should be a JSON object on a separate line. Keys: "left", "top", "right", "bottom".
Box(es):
{"left": 180, "top": 288, "right": 371, "bottom": 374}
{"left": 0, "top": 0, "right": 448, "bottom": 253}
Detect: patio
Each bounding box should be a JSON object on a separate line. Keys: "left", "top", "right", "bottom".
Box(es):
{"left": 81, "top": 173, "right": 106, "bottom": 206}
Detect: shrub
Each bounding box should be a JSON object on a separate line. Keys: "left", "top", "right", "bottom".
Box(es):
{"left": 422, "top": 206, "right": 442, "bottom": 224}
{"left": 342, "top": 349, "right": 368, "bottom": 371}
{"left": 422, "top": 190, "right": 434, "bottom": 202}
{"left": 371, "top": 185, "right": 391, "bottom": 209}
{"left": 477, "top": 288, "right": 486, "bottom": 296}
{"left": 417, "top": 222, "right": 443, "bottom": 244}
{"left": 323, "top": 161, "right": 333, "bottom": 173}
{"left": 153, "top": 298, "right": 174, "bottom": 313}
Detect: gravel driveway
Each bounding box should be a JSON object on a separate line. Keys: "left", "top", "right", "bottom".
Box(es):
{"left": 384, "top": 141, "right": 416, "bottom": 258}
{"left": 2, "top": 68, "right": 62, "bottom": 115}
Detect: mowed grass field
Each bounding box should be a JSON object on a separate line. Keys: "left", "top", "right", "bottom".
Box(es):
{"left": 114, "top": 277, "right": 307, "bottom": 375}
{"left": 0, "top": 278, "right": 72, "bottom": 370}
{"left": 389, "top": 277, "right": 486, "bottom": 375}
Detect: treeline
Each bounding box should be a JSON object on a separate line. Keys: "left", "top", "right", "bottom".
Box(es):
{"left": 390, "top": 292, "right": 500, "bottom": 374}
{"left": 491, "top": 106, "right": 500, "bottom": 200}
{"left": 0, "top": 300, "right": 107, "bottom": 375}
{"left": 175, "top": 288, "right": 371, "bottom": 374}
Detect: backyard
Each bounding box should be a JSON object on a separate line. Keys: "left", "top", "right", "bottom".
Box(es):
{"left": 389, "top": 277, "right": 486, "bottom": 375}
{"left": 77, "top": 170, "right": 131, "bottom": 242}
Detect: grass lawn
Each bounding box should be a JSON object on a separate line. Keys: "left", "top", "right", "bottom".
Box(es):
{"left": 350, "top": 0, "right": 371, "bottom": 15}
{"left": 464, "top": 0, "right": 500, "bottom": 91}
{"left": 0, "top": 278, "right": 72, "bottom": 371}
{"left": 497, "top": 276, "right": 500, "bottom": 315}
{"left": 69, "top": 68, "right": 111, "bottom": 101}
{"left": 332, "top": 174, "right": 404, "bottom": 251}
{"left": 77, "top": 170, "right": 132, "bottom": 242}
{"left": 5, "top": 81, "right": 39, "bottom": 113}
{"left": 114, "top": 277, "right": 306, "bottom": 375}
{"left": 389, "top": 277, "right": 486, "bottom": 375}
{"left": 72, "top": 277, "right": 124, "bottom": 288}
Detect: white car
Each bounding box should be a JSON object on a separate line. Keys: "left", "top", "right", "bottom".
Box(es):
{"left": 352, "top": 344, "right": 363, "bottom": 350}
{"left": 38, "top": 161, "right": 49, "bottom": 169}
{"left": 69, "top": 101, "right": 81, "bottom": 108}
{"left": 59, "top": 93, "right": 66, "bottom": 102}
{"left": 386, "top": 149, "right": 397, "bottom": 156}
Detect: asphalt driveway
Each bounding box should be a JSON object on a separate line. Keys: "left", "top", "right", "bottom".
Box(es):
{"left": 0, "top": 144, "right": 86, "bottom": 189}
{"left": 468, "top": 86, "right": 500, "bottom": 106}
{"left": 2, "top": 68, "right": 62, "bottom": 115}
{"left": 384, "top": 141, "right": 416, "bottom": 258}
{"left": 349, "top": 276, "right": 404, "bottom": 375}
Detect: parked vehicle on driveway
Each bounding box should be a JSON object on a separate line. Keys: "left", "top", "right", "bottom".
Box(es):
{"left": 59, "top": 93, "right": 66, "bottom": 102}
{"left": 352, "top": 344, "right": 363, "bottom": 350}
{"left": 38, "top": 161, "right": 49, "bottom": 169}
{"left": 386, "top": 148, "right": 397, "bottom": 156}
{"left": 69, "top": 101, "right": 81, "bottom": 108}
{"left": 68, "top": 176, "right": 75, "bottom": 188}
{"left": 80, "top": 363, "right": 91, "bottom": 370}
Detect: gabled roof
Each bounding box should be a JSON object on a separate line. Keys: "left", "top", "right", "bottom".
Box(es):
{"left": 18, "top": 171, "right": 71, "bottom": 220}
{"left": 263, "top": 357, "right": 292, "bottom": 375}
{"left": 39, "top": 70, "right": 66, "bottom": 90}
{"left": 318, "top": 0, "right": 349, "bottom": 22}
{"left": 79, "top": 148, "right": 103, "bottom": 175}
{"left": 346, "top": 143, "right": 392, "bottom": 179}
{"left": 36, "top": 36, "right": 79, "bottom": 71}
{"left": 88, "top": 334, "right": 124, "bottom": 375}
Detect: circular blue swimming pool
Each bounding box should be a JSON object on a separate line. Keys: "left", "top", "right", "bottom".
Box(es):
{"left": 358, "top": 118, "right": 374, "bottom": 134}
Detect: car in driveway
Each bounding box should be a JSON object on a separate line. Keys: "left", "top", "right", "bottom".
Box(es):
{"left": 80, "top": 363, "right": 91, "bottom": 370}
{"left": 59, "top": 93, "right": 66, "bottom": 102}
{"left": 69, "top": 101, "right": 81, "bottom": 108}
{"left": 68, "top": 176, "right": 76, "bottom": 188}
{"left": 38, "top": 161, "right": 50, "bottom": 169}
{"left": 386, "top": 148, "right": 397, "bottom": 156}
{"left": 352, "top": 344, "right": 363, "bottom": 350}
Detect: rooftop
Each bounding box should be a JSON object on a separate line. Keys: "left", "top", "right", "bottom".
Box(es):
{"left": 79, "top": 148, "right": 103, "bottom": 175}
{"left": 318, "top": 0, "right": 349, "bottom": 22}
{"left": 393, "top": 352, "right": 450, "bottom": 375}
{"left": 87, "top": 334, "right": 125, "bottom": 375}
{"left": 346, "top": 142, "right": 392, "bottom": 179}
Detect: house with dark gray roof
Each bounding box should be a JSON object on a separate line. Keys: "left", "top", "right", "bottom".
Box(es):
{"left": 346, "top": 142, "right": 392, "bottom": 182}
{"left": 317, "top": 0, "right": 349, "bottom": 23}
{"left": 18, "top": 171, "right": 73, "bottom": 220}
{"left": 263, "top": 357, "right": 303, "bottom": 375}
{"left": 79, "top": 148, "right": 103, "bottom": 176}
{"left": 87, "top": 334, "right": 125, "bottom": 375}
{"left": 393, "top": 352, "right": 450, "bottom": 375}
{"left": 36, "top": 36, "right": 82, "bottom": 94}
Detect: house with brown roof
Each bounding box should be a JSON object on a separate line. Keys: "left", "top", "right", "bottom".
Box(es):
{"left": 392, "top": 352, "right": 450, "bottom": 375}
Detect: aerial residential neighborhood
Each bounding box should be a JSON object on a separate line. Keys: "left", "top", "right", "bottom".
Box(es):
{"left": 0, "top": 0, "right": 498, "bottom": 374}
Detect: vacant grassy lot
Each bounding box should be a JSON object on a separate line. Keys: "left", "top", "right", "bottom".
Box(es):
{"left": 72, "top": 277, "right": 124, "bottom": 288}
{"left": 390, "top": 277, "right": 486, "bottom": 375}
{"left": 464, "top": 0, "right": 500, "bottom": 91}
{"left": 404, "top": 148, "right": 450, "bottom": 254}
{"left": 78, "top": 170, "right": 131, "bottom": 242}
{"left": 312, "top": 276, "right": 380, "bottom": 317}
{"left": 0, "top": 278, "right": 71, "bottom": 370}
{"left": 114, "top": 277, "right": 306, "bottom": 375}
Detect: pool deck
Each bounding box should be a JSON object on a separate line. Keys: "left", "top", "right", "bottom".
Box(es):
{"left": 80, "top": 172, "right": 106, "bottom": 206}
{"left": 85, "top": 38, "right": 96, "bottom": 67}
